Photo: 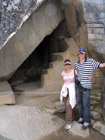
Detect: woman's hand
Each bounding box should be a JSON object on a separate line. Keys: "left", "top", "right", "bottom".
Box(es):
{"left": 88, "top": 76, "right": 93, "bottom": 80}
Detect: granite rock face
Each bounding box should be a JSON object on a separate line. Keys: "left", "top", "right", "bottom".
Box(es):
{"left": 0, "top": 0, "right": 38, "bottom": 49}
{"left": 82, "top": 0, "right": 104, "bottom": 23}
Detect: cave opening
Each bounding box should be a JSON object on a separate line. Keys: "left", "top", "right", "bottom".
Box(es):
{"left": 9, "top": 21, "right": 69, "bottom": 89}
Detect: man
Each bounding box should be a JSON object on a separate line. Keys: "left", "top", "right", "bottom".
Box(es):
{"left": 74, "top": 48, "right": 105, "bottom": 129}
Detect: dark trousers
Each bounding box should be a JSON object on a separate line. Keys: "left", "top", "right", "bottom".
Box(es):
{"left": 63, "top": 89, "right": 73, "bottom": 124}
{"left": 76, "top": 84, "right": 91, "bottom": 123}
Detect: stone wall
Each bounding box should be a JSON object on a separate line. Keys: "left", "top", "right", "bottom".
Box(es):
{"left": 81, "top": 0, "right": 105, "bottom": 63}
{"left": 92, "top": 69, "right": 104, "bottom": 88}
{"left": 80, "top": 0, "right": 105, "bottom": 87}
{"left": 101, "top": 78, "right": 105, "bottom": 121}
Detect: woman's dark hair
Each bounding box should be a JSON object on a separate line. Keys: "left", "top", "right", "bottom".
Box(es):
{"left": 64, "top": 59, "right": 71, "bottom": 63}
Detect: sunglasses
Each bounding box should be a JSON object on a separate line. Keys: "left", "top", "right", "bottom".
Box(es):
{"left": 64, "top": 64, "right": 71, "bottom": 66}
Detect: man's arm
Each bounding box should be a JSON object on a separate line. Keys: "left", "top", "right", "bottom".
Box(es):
{"left": 99, "top": 63, "right": 105, "bottom": 68}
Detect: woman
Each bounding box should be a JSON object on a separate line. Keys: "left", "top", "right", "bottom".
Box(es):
{"left": 60, "top": 59, "right": 76, "bottom": 130}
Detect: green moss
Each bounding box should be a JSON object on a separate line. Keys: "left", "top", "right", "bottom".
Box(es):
{"left": 91, "top": 88, "right": 101, "bottom": 96}
{"left": 101, "top": 120, "right": 105, "bottom": 125}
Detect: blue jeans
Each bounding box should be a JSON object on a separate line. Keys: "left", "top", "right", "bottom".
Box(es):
{"left": 77, "top": 84, "right": 91, "bottom": 123}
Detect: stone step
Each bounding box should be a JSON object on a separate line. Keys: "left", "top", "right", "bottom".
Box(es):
{"left": 41, "top": 69, "right": 48, "bottom": 75}
{"left": 14, "top": 81, "right": 61, "bottom": 94}
{"left": 41, "top": 71, "right": 62, "bottom": 87}
{"left": 41, "top": 38, "right": 79, "bottom": 90}
{"left": 51, "top": 53, "right": 64, "bottom": 62}
{"left": 49, "top": 60, "right": 63, "bottom": 69}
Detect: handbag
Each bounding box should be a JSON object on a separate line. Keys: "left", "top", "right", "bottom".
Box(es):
{"left": 74, "top": 69, "right": 80, "bottom": 85}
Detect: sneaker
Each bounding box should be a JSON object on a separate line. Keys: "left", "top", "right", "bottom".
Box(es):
{"left": 65, "top": 124, "right": 71, "bottom": 130}
{"left": 82, "top": 122, "right": 90, "bottom": 129}
{"left": 77, "top": 118, "right": 84, "bottom": 124}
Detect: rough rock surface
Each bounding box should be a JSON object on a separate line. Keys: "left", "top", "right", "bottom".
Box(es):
{"left": 0, "top": 135, "right": 12, "bottom": 140}
{"left": 91, "top": 111, "right": 101, "bottom": 120}
{"left": 68, "top": 121, "right": 89, "bottom": 138}
{"left": 93, "top": 121, "right": 105, "bottom": 136}
{"left": 0, "top": 0, "right": 40, "bottom": 49}
{"left": 0, "top": 105, "right": 65, "bottom": 140}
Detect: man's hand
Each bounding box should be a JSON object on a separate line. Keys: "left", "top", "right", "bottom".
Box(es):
{"left": 99, "top": 63, "right": 105, "bottom": 68}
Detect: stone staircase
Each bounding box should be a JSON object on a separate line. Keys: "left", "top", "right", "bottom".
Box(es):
{"left": 39, "top": 38, "right": 79, "bottom": 92}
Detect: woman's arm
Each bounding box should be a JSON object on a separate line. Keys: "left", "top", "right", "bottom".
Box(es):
{"left": 75, "top": 69, "right": 78, "bottom": 76}
{"left": 61, "top": 76, "right": 64, "bottom": 86}
{"left": 60, "top": 77, "right": 64, "bottom": 104}
{"left": 88, "top": 75, "right": 93, "bottom": 80}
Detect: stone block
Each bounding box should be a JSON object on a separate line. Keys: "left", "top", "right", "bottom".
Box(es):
{"left": 91, "top": 111, "right": 101, "bottom": 120}
{"left": 93, "top": 121, "right": 105, "bottom": 136}
{"left": 92, "top": 84, "right": 103, "bottom": 89}
{"left": 88, "top": 34, "right": 104, "bottom": 41}
{"left": 0, "top": 81, "right": 16, "bottom": 105}
{"left": 69, "top": 121, "right": 89, "bottom": 138}
{"left": 79, "top": 25, "right": 87, "bottom": 35}
{"left": 96, "top": 78, "right": 104, "bottom": 84}
{"left": 87, "top": 24, "right": 104, "bottom": 28}
{"left": 92, "top": 77, "right": 96, "bottom": 84}
{"left": 88, "top": 28, "right": 104, "bottom": 34}
{"left": 94, "top": 71, "right": 104, "bottom": 78}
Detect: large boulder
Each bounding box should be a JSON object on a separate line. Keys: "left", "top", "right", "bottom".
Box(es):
{"left": 0, "top": 0, "right": 64, "bottom": 79}
{"left": 0, "top": 105, "right": 65, "bottom": 140}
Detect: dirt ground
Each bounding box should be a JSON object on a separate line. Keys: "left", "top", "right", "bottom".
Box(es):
{"left": 16, "top": 92, "right": 105, "bottom": 140}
